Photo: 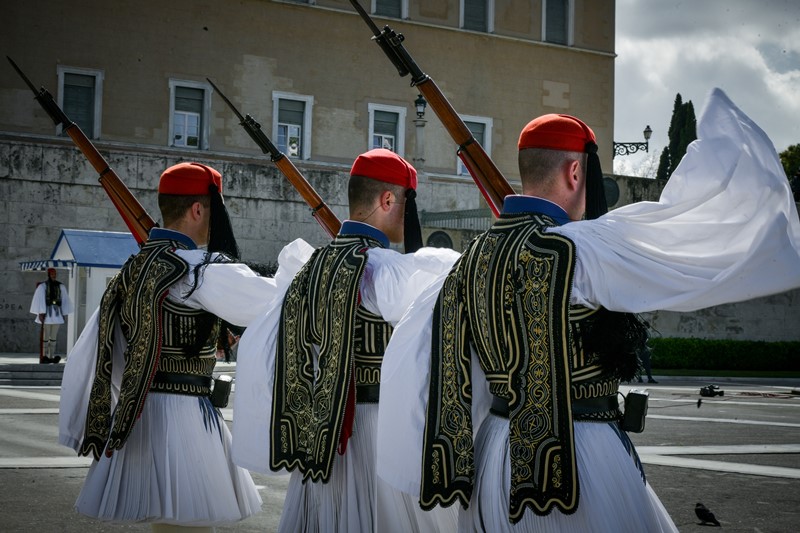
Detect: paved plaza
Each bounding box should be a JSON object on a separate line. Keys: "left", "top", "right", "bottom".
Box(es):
{"left": 0, "top": 376, "right": 798, "bottom": 532}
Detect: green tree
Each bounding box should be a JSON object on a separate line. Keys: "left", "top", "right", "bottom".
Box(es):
{"left": 780, "top": 144, "right": 800, "bottom": 178}
{"left": 655, "top": 148, "right": 670, "bottom": 181}
{"left": 655, "top": 93, "right": 697, "bottom": 179}
{"left": 781, "top": 144, "right": 800, "bottom": 201}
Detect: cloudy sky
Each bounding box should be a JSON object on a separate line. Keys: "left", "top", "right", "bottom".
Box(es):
{"left": 613, "top": 0, "right": 800, "bottom": 176}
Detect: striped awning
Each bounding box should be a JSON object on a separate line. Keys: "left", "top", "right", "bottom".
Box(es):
{"left": 19, "top": 259, "right": 75, "bottom": 272}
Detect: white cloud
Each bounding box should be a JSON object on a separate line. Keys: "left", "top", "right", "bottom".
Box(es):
{"left": 614, "top": 0, "right": 800, "bottom": 176}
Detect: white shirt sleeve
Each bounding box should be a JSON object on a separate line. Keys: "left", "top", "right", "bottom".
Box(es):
{"left": 59, "top": 283, "right": 74, "bottom": 316}
{"left": 170, "top": 238, "right": 316, "bottom": 327}
{"left": 361, "top": 246, "right": 461, "bottom": 325}
{"left": 29, "top": 283, "right": 46, "bottom": 316}
{"left": 58, "top": 309, "right": 126, "bottom": 452}
{"left": 230, "top": 240, "right": 317, "bottom": 472}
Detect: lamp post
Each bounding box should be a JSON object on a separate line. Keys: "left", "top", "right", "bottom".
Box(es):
{"left": 412, "top": 93, "right": 427, "bottom": 169}
{"left": 613, "top": 125, "right": 652, "bottom": 158}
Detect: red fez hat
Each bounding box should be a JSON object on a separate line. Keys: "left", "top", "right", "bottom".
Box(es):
{"left": 350, "top": 148, "right": 417, "bottom": 190}
{"left": 158, "top": 162, "right": 223, "bottom": 195}
{"left": 518, "top": 114, "right": 596, "bottom": 152}
{"left": 47, "top": 268, "right": 56, "bottom": 274}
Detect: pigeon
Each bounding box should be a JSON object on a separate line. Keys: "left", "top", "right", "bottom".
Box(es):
{"left": 695, "top": 502, "right": 721, "bottom": 526}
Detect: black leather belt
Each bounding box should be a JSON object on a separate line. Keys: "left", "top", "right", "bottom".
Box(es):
{"left": 152, "top": 372, "right": 212, "bottom": 389}
{"left": 490, "top": 394, "right": 619, "bottom": 418}
{"left": 572, "top": 395, "right": 619, "bottom": 417}
{"left": 356, "top": 384, "right": 380, "bottom": 403}
{"left": 490, "top": 395, "right": 511, "bottom": 417}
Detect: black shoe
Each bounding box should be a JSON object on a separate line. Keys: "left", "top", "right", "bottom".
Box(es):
{"left": 647, "top": 377, "right": 658, "bottom": 384}
{"left": 637, "top": 377, "right": 644, "bottom": 383}
{"left": 51, "top": 356, "right": 61, "bottom": 364}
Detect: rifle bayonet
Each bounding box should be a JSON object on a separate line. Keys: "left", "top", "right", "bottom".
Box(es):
{"left": 208, "top": 79, "right": 341, "bottom": 237}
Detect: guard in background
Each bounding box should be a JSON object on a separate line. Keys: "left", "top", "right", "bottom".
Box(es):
{"left": 29, "top": 267, "right": 73, "bottom": 363}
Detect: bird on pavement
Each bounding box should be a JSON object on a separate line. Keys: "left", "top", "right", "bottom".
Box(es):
{"left": 695, "top": 502, "right": 721, "bottom": 526}
{"left": 697, "top": 398, "right": 702, "bottom": 408}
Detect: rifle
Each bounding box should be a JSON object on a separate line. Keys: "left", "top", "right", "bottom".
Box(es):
{"left": 7, "top": 56, "right": 154, "bottom": 244}
{"left": 349, "top": 0, "right": 514, "bottom": 217}
{"left": 207, "top": 78, "right": 341, "bottom": 238}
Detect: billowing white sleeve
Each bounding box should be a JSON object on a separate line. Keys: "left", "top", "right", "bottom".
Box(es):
{"left": 553, "top": 88, "right": 800, "bottom": 312}
{"left": 231, "top": 298, "right": 286, "bottom": 473}
{"left": 29, "top": 284, "right": 46, "bottom": 317}
{"left": 172, "top": 238, "right": 316, "bottom": 327}
{"left": 59, "top": 284, "right": 75, "bottom": 316}
{"left": 375, "top": 272, "right": 491, "bottom": 497}
{"left": 361, "top": 246, "right": 461, "bottom": 324}
{"left": 230, "top": 239, "right": 317, "bottom": 473}
{"left": 58, "top": 309, "right": 126, "bottom": 452}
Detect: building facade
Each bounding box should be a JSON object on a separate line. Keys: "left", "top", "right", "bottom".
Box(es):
{"left": 1, "top": 0, "right": 616, "bottom": 351}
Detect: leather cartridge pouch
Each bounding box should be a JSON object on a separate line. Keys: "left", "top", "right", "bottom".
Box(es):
{"left": 211, "top": 375, "right": 233, "bottom": 408}
{"left": 621, "top": 388, "right": 649, "bottom": 433}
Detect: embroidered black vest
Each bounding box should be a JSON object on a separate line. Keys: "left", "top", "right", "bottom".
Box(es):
{"left": 421, "top": 213, "right": 623, "bottom": 523}
{"left": 149, "top": 297, "right": 220, "bottom": 396}
{"left": 45, "top": 280, "right": 62, "bottom": 307}
{"left": 271, "top": 234, "right": 391, "bottom": 482}
{"left": 79, "top": 238, "right": 219, "bottom": 461}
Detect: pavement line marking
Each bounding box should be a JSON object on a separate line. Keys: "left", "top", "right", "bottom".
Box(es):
{"left": 0, "top": 408, "right": 59, "bottom": 415}
{"left": 636, "top": 444, "right": 800, "bottom": 455}
{"left": 0, "top": 456, "right": 93, "bottom": 469}
{"left": 647, "top": 414, "right": 800, "bottom": 428}
{"left": 0, "top": 389, "right": 61, "bottom": 402}
{"left": 638, "top": 454, "right": 800, "bottom": 479}
{"left": 651, "top": 398, "right": 800, "bottom": 408}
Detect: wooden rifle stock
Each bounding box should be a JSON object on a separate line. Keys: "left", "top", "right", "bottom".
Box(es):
{"left": 207, "top": 78, "right": 341, "bottom": 238}
{"left": 349, "top": 1, "right": 514, "bottom": 217}
{"left": 272, "top": 155, "right": 341, "bottom": 238}
{"left": 7, "top": 56, "right": 154, "bottom": 244}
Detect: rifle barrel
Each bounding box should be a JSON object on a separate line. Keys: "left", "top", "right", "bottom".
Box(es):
{"left": 209, "top": 82, "right": 341, "bottom": 238}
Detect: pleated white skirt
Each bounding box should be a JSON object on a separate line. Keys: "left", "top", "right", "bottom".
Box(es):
{"left": 278, "top": 403, "right": 458, "bottom": 533}
{"left": 459, "top": 416, "right": 678, "bottom": 533}
{"left": 75, "top": 392, "right": 262, "bottom": 526}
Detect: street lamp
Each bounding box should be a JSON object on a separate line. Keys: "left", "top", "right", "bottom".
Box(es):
{"left": 613, "top": 125, "right": 652, "bottom": 158}
{"left": 414, "top": 93, "right": 427, "bottom": 119}
{"left": 413, "top": 94, "right": 427, "bottom": 169}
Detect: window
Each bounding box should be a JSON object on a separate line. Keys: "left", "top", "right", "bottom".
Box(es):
{"left": 543, "top": 0, "right": 572, "bottom": 45}
{"left": 272, "top": 92, "right": 314, "bottom": 159}
{"left": 460, "top": 0, "right": 494, "bottom": 33}
{"left": 169, "top": 80, "right": 211, "bottom": 149}
{"left": 457, "top": 116, "right": 493, "bottom": 176}
{"left": 368, "top": 103, "right": 406, "bottom": 156}
{"left": 373, "top": 0, "right": 407, "bottom": 19}
{"left": 373, "top": 111, "right": 398, "bottom": 151}
{"left": 57, "top": 66, "right": 103, "bottom": 139}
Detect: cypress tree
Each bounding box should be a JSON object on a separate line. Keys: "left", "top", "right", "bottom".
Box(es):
{"left": 656, "top": 93, "right": 698, "bottom": 180}
{"left": 656, "top": 148, "right": 671, "bottom": 181}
